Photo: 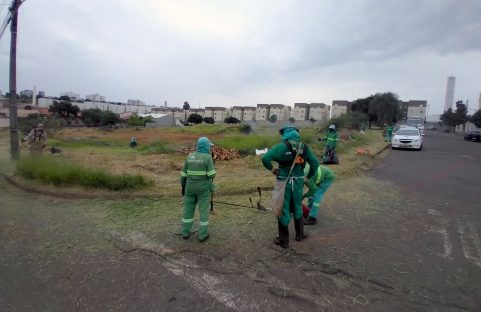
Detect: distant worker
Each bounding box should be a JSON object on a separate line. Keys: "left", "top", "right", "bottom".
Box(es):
{"left": 262, "top": 124, "right": 319, "bottom": 249}
{"left": 385, "top": 123, "right": 394, "bottom": 142}
{"left": 302, "top": 163, "right": 335, "bottom": 225}
{"left": 180, "top": 137, "right": 216, "bottom": 242}
{"left": 322, "top": 125, "right": 339, "bottom": 164}
{"left": 22, "top": 123, "right": 48, "bottom": 154}
{"left": 130, "top": 136, "right": 137, "bottom": 149}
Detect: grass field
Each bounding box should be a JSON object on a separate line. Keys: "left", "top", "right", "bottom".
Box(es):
{"left": 3, "top": 124, "right": 387, "bottom": 196}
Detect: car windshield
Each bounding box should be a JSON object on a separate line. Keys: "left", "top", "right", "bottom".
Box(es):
{"left": 396, "top": 130, "right": 419, "bottom": 136}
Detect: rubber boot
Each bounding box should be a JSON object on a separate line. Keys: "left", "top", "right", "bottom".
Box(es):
{"left": 274, "top": 222, "right": 289, "bottom": 249}
{"left": 295, "top": 218, "right": 308, "bottom": 241}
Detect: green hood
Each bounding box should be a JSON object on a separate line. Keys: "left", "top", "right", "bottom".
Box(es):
{"left": 196, "top": 137, "right": 213, "bottom": 154}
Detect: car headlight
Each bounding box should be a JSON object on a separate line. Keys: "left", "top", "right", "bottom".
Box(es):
{"left": 413, "top": 139, "right": 419, "bottom": 142}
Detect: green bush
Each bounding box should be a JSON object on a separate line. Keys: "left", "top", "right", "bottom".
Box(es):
{"left": 137, "top": 140, "right": 175, "bottom": 154}
{"left": 16, "top": 157, "right": 153, "bottom": 191}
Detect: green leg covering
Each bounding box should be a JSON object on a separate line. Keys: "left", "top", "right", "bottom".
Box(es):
{"left": 197, "top": 190, "right": 211, "bottom": 240}
{"left": 181, "top": 193, "right": 197, "bottom": 237}
{"left": 278, "top": 178, "right": 304, "bottom": 226}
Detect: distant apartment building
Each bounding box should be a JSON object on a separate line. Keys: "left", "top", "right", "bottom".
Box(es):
{"left": 20, "top": 89, "right": 33, "bottom": 98}
{"left": 291, "top": 103, "right": 309, "bottom": 121}
{"left": 231, "top": 106, "right": 244, "bottom": 121}
{"left": 60, "top": 91, "right": 80, "bottom": 100}
{"left": 269, "top": 104, "right": 291, "bottom": 121}
{"left": 188, "top": 108, "right": 205, "bottom": 118}
{"left": 86, "top": 94, "right": 106, "bottom": 102}
{"left": 205, "top": 107, "right": 227, "bottom": 122}
{"left": 37, "top": 97, "right": 152, "bottom": 114}
{"left": 127, "top": 99, "right": 145, "bottom": 106}
{"left": 479, "top": 93, "right": 481, "bottom": 110}
{"left": 38, "top": 91, "right": 45, "bottom": 98}
{"left": 255, "top": 104, "right": 270, "bottom": 121}
{"left": 243, "top": 107, "right": 256, "bottom": 121}
{"left": 309, "top": 103, "right": 330, "bottom": 121}
{"left": 331, "top": 100, "right": 352, "bottom": 118}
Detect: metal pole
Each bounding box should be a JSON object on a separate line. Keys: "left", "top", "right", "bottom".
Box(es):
{"left": 9, "top": 0, "right": 21, "bottom": 160}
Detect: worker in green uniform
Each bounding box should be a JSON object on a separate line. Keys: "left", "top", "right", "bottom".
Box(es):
{"left": 322, "top": 125, "right": 338, "bottom": 164}
{"left": 302, "top": 163, "right": 335, "bottom": 225}
{"left": 262, "top": 125, "right": 319, "bottom": 248}
{"left": 385, "top": 123, "right": 394, "bottom": 142}
{"left": 180, "top": 137, "right": 216, "bottom": 242}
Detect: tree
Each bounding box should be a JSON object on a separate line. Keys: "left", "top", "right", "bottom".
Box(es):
{"left": 49, "top": 101, "right": 80, "bottom": 119}
{"left": 183, "top": 101, "right": 190, "bottom": 110}
{"left": 471, "top": 109, "right": 481, "bottom": 128}
{"left": 127, "top": 113, "right": 154, "bottom": 127}
{"left": 100, "top": 111, "right": 121, "bottom": 126}
{"left": 59, "top": 95, "right": 71, "bottom": 101}
{"left": 368, "top": 92, "right": 401, "bottom": 126}
{"left": 289, "top": 117, "right": 296, "bottom": 123}
{"left": 454, "top": 101, "right": 468, "bottom": 126}
{"left": 187, "top": 113, "right": 203, "bottom": 124}
{"left": 351, "top": 95, "right": 375, "bottom": 128}
{"left": 329, "top": 112, "right": 369, "bottom": 130}
{"left": 269, "top": 114, "right": 278, "bottom": 123}
{"left": 80, "top": 108, "right": 103, "bottom": 126}
{"left": 224, "top": 116, "right": 240, "bottom": 124}
{"left": 203, "top": 117, "right": 215, "bottom": 124}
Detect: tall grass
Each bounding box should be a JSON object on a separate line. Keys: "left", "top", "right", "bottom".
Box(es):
{"left": 137, "top": 140, "right": 175, "bottom": 154}
{"left": 167, "top": 124, "right": 241, "bottom": 135}
{"left": 16, "top": 156, "right": 153, "bottom": 191}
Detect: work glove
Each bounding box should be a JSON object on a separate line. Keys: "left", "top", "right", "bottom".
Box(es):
{"left": 181, "top": 185, "right": 185, "bottom": 196}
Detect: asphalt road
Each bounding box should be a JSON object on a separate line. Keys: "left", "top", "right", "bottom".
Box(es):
{"left": 371, "top": 130, "right": 481, "bottom": 310}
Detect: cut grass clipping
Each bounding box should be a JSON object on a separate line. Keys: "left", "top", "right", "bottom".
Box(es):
{"left": 16, "top": 156, "right": 153, "bottom": 191}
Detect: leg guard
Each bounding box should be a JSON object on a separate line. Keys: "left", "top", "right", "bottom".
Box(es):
{"left": 274, "top": 222, "right": 289, "bottom": 249}
{"left": 294, "top": 218, "right": 308, "bottom": 241}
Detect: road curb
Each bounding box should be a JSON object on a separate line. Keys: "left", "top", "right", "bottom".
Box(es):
{"left": 372, "top": 143, "right": 391, "bottom": 157}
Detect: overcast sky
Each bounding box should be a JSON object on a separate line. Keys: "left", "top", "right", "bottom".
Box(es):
{"left": 1, "top": 0, "right": 480, "bottom": 114}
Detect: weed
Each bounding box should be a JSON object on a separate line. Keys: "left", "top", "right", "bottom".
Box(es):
{"left": 16, "top": 156, "right": 153, "bottom": 191}
{"left": 137, "top": 140, "right": 175, "bottom": 154}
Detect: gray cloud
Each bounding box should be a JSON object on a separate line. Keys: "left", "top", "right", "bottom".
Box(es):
{"left": 0, "top": 0, "right": 480, "bottom": 113}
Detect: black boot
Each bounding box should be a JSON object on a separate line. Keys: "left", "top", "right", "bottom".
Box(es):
{"left": 304, "top": 216, "right": 317, "bottom": 225}
{"left": 295, "top": 218, "right": 308, "bottom": 241}
{"left": 274, "top": 222, "right": 289, "bottom": 248}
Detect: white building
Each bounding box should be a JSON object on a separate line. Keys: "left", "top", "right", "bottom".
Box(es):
{"left": 243, "top": 107, "right": 256, "bottom": 121}
{"left": 86, "top": 94, "right": 106, "bottom": 102}
{"left": 269, "top": 104, "right": 290, "bottom": 121}
{"left": 479, "top": 93, "right": 481, "bottom": 110}
{"left": 37, "top": 97, "right": 152, "bottom": 114}
{"left": 127, "top": 99, "right": 145, "bottom": 106}
{"left": 331, "top": 100, "right": 351, "bottom": 118}
{"left": 231, "top": 106, "right": 244, "bottom": 121}
{"left": 205, "top": 107, "right": 227, "bottom": 122}
{"left": 309, "top": 103, "right": 330, "bottom": 121}
{"left": 291, "top": 103, "right": 309, "bottom": 121}
{"left": 188, "top": 108, "right": 205, "bottom": 118}
{"left": 444, "top": 76, "right": 456, "bottom": 112}
{"left": 255, "top": 104, "right": 270, "bottom": 121}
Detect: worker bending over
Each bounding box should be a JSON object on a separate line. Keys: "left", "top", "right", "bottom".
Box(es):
{"left": 303, "top": 163, "right": 335, "bottom": 225}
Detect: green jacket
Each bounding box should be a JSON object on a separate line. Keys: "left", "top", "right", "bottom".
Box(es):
{"left": 262, "top": 141, "right": 319, "bottom": 180}
{"left": 303, "top": 164, "right": 335, "bottom": 198}
{"left": 180, "top": 151, "right": 216, "bottom": 187}
{"left": 325, "top": 131, "right": 338, "bottom": 148}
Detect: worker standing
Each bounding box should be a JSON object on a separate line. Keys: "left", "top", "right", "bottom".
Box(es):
{"left": 322, "top": 124, "right": 338, "bottom": 164}
{"left": 22, "top": 123, "right": 48, "bottom": 154}
{"left": 302, "top": 163, "right": 335, "bottom": 225}
{"left": 180, "top": 137, "right": 216, "bottom": 242}
{"left": 262, "top": 125, "right": 319, "bottom": 249}
{"left": 385, "top": 123, "right": 394, "bottom": 142}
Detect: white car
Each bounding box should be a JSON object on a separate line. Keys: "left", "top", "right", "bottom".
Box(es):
{"left": 391, "top": 127, "right": 423, "bottom": 150}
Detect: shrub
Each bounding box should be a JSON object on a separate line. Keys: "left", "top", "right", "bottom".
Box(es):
{"left": 203, "top": 117, "right": 215, "bottom": 124}
{"left": 187, "top": 113, "right": 203, "bottom": 124}
{"left": 16, "top": 156, "right": 153, "bottom": 191}
{"left": 224, "top": 116, "right": 240, "bottom": 124}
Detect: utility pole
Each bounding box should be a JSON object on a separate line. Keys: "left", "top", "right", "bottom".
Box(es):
{"left": 9, "top": 0, "right": 22, "bottom": 159}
